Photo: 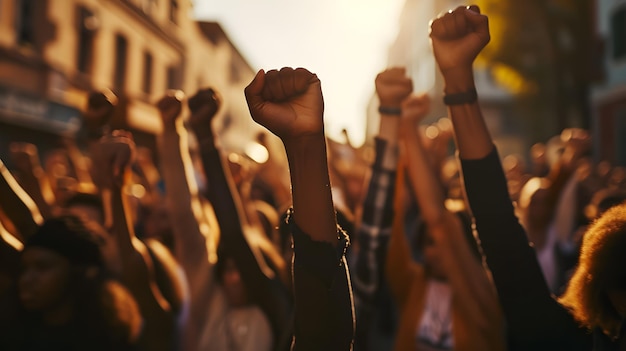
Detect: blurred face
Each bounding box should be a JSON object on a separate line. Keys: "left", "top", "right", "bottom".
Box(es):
{"left": 221, "top": 258, "right": 248, "bottom": 307}
{"left": 66, "top": 205, "right": 121, "bottom": 275}
{"left": 19, "top": 248, "right": 71, "bottom": 311}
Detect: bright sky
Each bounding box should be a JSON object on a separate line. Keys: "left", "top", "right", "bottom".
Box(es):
{"left": 193, "top": 0, "right": 406, "bottom": 146}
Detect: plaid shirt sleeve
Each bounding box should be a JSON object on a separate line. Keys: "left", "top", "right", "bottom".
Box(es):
{"left": 352, "top": 137, "right": 398, "bottom": 307}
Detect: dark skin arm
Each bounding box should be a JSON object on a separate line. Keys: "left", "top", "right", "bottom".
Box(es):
{"left": 245, "top": 67, "right": 354, "bottom": 350}
{"left": 94, "top": 132, "right": 173, "bottom": 351}
{"left": 431, "top": 5, "right": 591, "bottom": 349}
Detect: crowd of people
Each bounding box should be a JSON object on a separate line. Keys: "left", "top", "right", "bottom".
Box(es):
{"left": 0, "top": 5, "right": 625, "bottom": 351}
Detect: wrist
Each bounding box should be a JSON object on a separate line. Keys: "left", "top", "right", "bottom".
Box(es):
{"left": 441, "top": 66, "right": 475, "bottom": 94}
{"left": 378, "top": 98, "right": 402, "bottom": 110}
{"left": 282, "top": 132, "right": 326, "bottom": 152}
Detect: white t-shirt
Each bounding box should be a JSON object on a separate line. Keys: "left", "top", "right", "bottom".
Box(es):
{"left": 415, "top": 279, "right": 454, "bottom": 351}
{"left": 199, "top": 287, "right": 273, "bottom": 351}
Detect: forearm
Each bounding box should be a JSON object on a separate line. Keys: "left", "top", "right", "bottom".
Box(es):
{"left": 384, "top": 165, "right": 416, "bottom": 303}
{"left": 198, "top": 136, "right": 250, "bottom": 242}
{"left": 443, "top": 69, "right": 494, "bottom": 160}
{"left": 284, "top": 134, "right": 337, "bottom": 245}
{"left": 106, "top": 186, "right": 171, "bottom": 312}
{"left": 0, "top": 160, "right": 43, "bottom": 239}
{"left": 402, "top": 123, "right": 446, "bottom": 223}
{"left": 158, "top": 124, "right": 211, "bottom": 263}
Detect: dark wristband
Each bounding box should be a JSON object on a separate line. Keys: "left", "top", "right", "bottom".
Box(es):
{"left": 443, "top": 89, "right": 478, "bottom": 106}
{"left": 378, "top": 106, "right": 402, "bottom": 115}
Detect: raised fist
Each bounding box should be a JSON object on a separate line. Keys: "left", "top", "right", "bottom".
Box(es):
{"left": 83, "top": 90, "right": 117, "bottom": 134}
{"left": 400, "top": 93, "right": 431, "bottom": 124}
{"left": 244, "top": 67, "right": 324, "bottom": 141}
{"left": 156, "top": 90, "right": 184, "bottom": 127}
{"left": 10, "top": 142, "right": 42, "bottom": 177}
{"left": 430, "top": 5, "right": 490, "bottom": 74}
{"left": 375, "top": 67, "right": 413, "bottom": 108}
{"left": 187, "top": 88, "right": 222, "bottom": 140}
{"left": 93, "top": 130, "right": 135, "bottom": 189}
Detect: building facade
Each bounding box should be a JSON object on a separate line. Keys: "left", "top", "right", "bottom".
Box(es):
{"left": 593, "top": 0, "right": 626, "bottom": 165}
{"left": 0, "top": 0, "right": 261, "bottom": 166}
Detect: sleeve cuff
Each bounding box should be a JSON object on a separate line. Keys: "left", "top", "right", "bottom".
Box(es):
{"left": 285, "top": 208, "right": 350, "bottom": 288}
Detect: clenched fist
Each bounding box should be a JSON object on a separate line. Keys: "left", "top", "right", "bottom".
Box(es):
{"left": 401, "top": 94, "right": 431, "bottom": 124}
{"left": 83, "top": 90, "right": 117, "bottom": 135}
{"left": 244, "top": 67, "right": 324, "bottom": 141}
{"left": 188, "top": 88, "right": 221, "bottom": 140}
{"left": 156, "top": 90, "right": 185, "bottom": 128}
{"left": 93, "top": 131, "right": 135, "bottom": 189}
{"left": 375, "top": 68, "right": 413, "bottom": 108}
{"left": 430, "top": 5, "right": 490, "bottom": 74}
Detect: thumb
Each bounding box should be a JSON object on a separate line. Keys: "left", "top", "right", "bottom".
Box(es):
{"left": 244, "top": 69, "right": 266, "bottom": 108}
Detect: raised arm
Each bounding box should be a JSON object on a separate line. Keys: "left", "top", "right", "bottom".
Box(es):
{"left": 0, "top": 159, "right": 43, "bottom": 240}
{"left": 352, "top": 68, "right": 412, "bottom": 349}
{"left": 399, "top": 93, "right": 503, "bottom": 338}
{"left": 155, "top": 92, "right": 217, "bottom": 349}
{"left": 9, "top": 143, "right": 55, "bottom": 220}
{"left": 245, "top": 67, "right": 354, "bottom": 350}
{"left": 188, "top": 88, "right": 292, "bottom": 350}
{"left": 430, "top": 5, "right": 591, "bottom": 349}
{"left": 94, "top": 132, "right": 174, "bottom": 351}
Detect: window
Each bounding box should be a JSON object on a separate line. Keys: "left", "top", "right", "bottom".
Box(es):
{"left": 142, "top": 51, "right": 153, "bottom": 94}
{"left": 113, "top": 34, "right": 128, "bottom": 92}
{"left": 76, "top": 7, "right": 96, "bottom": 74}
{"left": 15, "top": 0, "right": 34, "bottom": 46}
{"left": 169, "top": 0, "right": 178, "bottom": 24}
{"left": 612, "top": 6, "right": 626, "bottom": 60}
{"left": 167, "top": 64, "right": 182, "bottom": 90}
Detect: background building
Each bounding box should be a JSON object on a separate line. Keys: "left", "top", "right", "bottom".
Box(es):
{"left": 0, "top": 0, "right": 268, "bottom": 167}
{"left": 593, "top": 0, "right": 626, "bottom": 165}
{"left": 364, "top": 0, "right": 524, "bottom": 157}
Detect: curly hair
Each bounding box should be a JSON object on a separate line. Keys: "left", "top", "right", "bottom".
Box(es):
{"left": 559, "top": 202, "right": 626, "bottom": 338}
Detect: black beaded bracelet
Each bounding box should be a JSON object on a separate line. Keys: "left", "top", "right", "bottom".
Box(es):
{"left": 378, "top": 106, "right": 402, "bottom": 115}
{"left": 443, "top": 88, "right": 478, "bottom": 106}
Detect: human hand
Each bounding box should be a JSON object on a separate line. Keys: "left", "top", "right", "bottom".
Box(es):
{"left": 560, "top": 128, "right": 591, "bottom": 171}
{"left": 188, "top": 88, "right": 221, "bottom": 140}
{"left": 375, "top": 67, "right": 413, "bottom": 108}
{"left": 10, "top": 142, "right": 43, "bottom": 179}
{"left": 83, "top": 90, "right": 117, "bottom": 134}
{"left": 156, "top": 90, "right": 184, "bottom": 129}
{"left": 93, "top": 131, "right": 135, "bottom": 189}
{"left": 244, "top": 67, "right": 324, "bottom": 142}
{"left": 430, "top": 5, "right": 490, "bottom": 75}
{"left": 400, "top": 93, "right": 431, "bottom": 126}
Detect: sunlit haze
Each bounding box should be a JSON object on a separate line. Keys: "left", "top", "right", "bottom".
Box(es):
{"left": 194, "top": 0, "right": 406, "bottom": 146}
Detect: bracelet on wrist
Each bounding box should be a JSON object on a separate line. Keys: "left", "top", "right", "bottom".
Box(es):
{"left": 443, "top": 88, "right": 478, "bottom": 106}
{"left": 378, "top": 106, "right": 402, "bottom": 116}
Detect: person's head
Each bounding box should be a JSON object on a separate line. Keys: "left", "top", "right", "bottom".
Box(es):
{"left": 560, "top": 203, "right": 626, "bottom": 338}
{"left": 215, "top": 252, "right": 249, "bottom": 308}
{"left": 413, "top": 210, "right": 479, "bottom": 281}
{"left": 585, "top": 188, "right": 626, "bottom": 221}
{"left": 64, "top": 192, "right": 105, "bottom": 225}
{"left": 19, "top": 215, "right": 104, "bottom": 314}
{"left": 517, "top": 177, "right": 552, "bottom": 231}
{"left": 62, "top": 193, "right": 121, "bottom": 274}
